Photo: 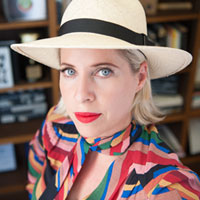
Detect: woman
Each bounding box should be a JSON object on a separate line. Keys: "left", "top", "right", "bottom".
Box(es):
{"left": 12, "top": 0, "right": 200, "bottom": 199}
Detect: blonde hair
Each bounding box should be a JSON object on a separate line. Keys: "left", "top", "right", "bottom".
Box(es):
{"left": 55, "top": 49, "right": 165, "bottom": 125}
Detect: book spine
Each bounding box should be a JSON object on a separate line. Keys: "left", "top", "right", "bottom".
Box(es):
{"left": 158, "top": 2, "right": 192, "bottom": 10}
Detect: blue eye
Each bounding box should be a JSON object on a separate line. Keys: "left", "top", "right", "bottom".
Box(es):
{"left": 98, "top": 68, "right": 112, "bottom": 77}
{"left": 62, "top": 68, "right": 75, "bottom": 76}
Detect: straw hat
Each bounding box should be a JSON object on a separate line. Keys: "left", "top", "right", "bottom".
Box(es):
{"left": 11, "top": 0, "right": 192, "bottom": 79}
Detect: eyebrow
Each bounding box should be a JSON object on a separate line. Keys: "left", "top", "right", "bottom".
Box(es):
{"left": 60, "top": 62, "right": 119, "bottom": 69}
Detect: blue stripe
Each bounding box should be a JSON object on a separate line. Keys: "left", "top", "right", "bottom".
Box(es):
{"left": 57, "top": 169, "right": 60, "bottom": 191}
{"left": 65, "top": 121, "right": 74, "bottom": 125}
{"left": 152, "top": 186, "right": 169, "bottom": 194}
{"left": 154, "top": 166, "right": 177, "bottom": 178}
{"left": 41, "top": 119, "right": 46, "bottom": 130}
{"left": 135, "top": 137, "right": 170, "bottom": 153}
{"left": 189, "top": 170, "right": 200, "bottom": 183}
{"left": 121, "top": 184, "right": 143, "bottom": 197}
{"left": 90, "top": 146, "right": 98, "bottom": 151}
{"left": 150, "top": 138, "right": 170, "bottom": 153}
{"left": 54, "top": 126, "right": 78, "bottom": 142}
{"left": 135, "top": 137, "right": 149, "bottom": 145}
{"left": 34, "top": 153, "right": 44, "bottom": 165}
{"left": 94, "top": 137, "right": 101, "bottom": 143}
{"left": 101, "top": 161, "right": 115, "bottom": 200}
{"left": 28, "top": 193, "right": 32, "bottom": 199}
{"left": 112, "top": 130, "right": 123, "bottom": 140}
{"left": 70, "top": 165, "right": 73, "bottom": 177}
{"left": 131, "top": 125, "right": 138, "bottom": 137}
{"left": 80, "top": 138, "right": 86, "bottom": 165}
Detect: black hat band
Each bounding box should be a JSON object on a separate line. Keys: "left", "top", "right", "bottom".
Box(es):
{"left": 58, "top": 18, "right": 155, "bottom": 46}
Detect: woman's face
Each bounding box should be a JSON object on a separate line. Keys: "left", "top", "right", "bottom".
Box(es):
{"left": 60, "top": 49, "right": 147, "bottom": 138}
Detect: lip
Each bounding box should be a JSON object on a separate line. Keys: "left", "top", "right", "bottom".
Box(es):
{"left": 74, "top": 112, "right": 102, "bottom": 123}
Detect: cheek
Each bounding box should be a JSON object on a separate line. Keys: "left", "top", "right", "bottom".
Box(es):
{"left": 59, "top": 76, "right": 71, "bottom": 104}
{"left": 100, "top": 81, "right": 137, "bottom": 114}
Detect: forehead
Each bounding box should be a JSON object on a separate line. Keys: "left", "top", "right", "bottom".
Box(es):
{"left": 60, "top": 48, "right": 128, "bottom": 66}
{"left": 60, "top": 48, "right": 126, "bottom": 63}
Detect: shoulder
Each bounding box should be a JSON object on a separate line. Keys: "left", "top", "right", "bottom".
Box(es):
{"left": 123, "top": 124, "right": 200, "bottom": 199}
{"left": 148, "top": 168, "right": 200, "bottom": 199}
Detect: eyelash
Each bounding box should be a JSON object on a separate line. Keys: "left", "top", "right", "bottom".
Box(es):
{"left": 60, "top": 67, "right": 113, "bottom": 78}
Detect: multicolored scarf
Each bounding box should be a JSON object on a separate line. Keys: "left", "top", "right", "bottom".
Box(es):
{"left": 39, "top": 120, "right": 141, "bottom": 200}
{"left": 28, "top": 107, "right": 200, "bottom": 199}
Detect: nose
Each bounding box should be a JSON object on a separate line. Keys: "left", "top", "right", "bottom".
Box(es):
{"left": 74, "top": 75, "right": 95, "bottom": 103}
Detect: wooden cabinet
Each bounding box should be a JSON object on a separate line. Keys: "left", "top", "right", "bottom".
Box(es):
{"left": 0, "top": 1, "right": 200, "bottom": 199}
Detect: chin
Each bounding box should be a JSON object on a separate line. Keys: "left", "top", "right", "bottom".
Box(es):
{"left": 76, "top": 124, "right": 101, "bottom": 138}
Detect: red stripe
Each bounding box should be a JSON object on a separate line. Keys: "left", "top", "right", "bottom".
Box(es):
{"left": 148, "top": 151, "right": 187, "bottom": 168}
{"left": 110, "top": 151, "right": 136, "bottom": 199}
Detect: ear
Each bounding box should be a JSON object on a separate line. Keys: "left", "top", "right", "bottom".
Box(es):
{"left": 136, "top": 61, "right": 148, "bottom": 92}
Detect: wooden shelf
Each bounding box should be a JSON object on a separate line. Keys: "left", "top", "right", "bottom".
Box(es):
{"left": 181, "top": 154, "right": 200, "bottom": 165}
{"left": 181, "top": 154, "right": 200, "bottom": 176}
{"left": 0, "top": 190, "right": 29, "bottom": 200}
{"left": 0, "top": 80, "right": 52, "bottom": 94}
{"left": 190, "top": 108, "right": 200, "bottom": 117}
{"left": 147, "top": 12, "right": 198, "bottom": 24}
{"left": 0, "top": 164, "right": 26, "bottom": 195}
{"left": 0, "top": 118, "right": 43, "bottom": 144}
{"left": 160, "top": 112, "right": 186, "bottom": 124}
{"left": 0, "top": 20, "right": 49, "bottom": 30}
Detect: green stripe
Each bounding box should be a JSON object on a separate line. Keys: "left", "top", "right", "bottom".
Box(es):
{"left": 98, "top": 141, "right": 111, "bottom": 150}
{"left": 28, "top": 160, "right": 40, "bottom": 178}
{"left": 31, "top": 175, "right": 41, "bottom": 200}
{"left": 87, "top": 167, "right": 110, "bottom": 200}
{"left": 140, "top": 127, "right": 162, "bottom": 144}
{"left": 84, "top": 141, "right": 90, "bottom": 153}
{"left": 113, "top": 152, "right": 123, "bottom": 156}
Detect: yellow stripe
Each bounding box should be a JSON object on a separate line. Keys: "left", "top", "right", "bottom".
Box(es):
{"left": 85, "top": 137, "right": 95, "bottom": 144}
{"left": 59, "top": 129, "right": 79, "bottom": 139}
{"left": 159, "top": 179, "right": 171, "bottom": 187}
{"left": 124, "top": 180, "right": 140, "bottom": 191}
{"left": 63, "top": 176, "right": 69, "bottom": 199}
{"left": 48, "top": 156, "right": 62, "bottom": 169}
{"left": 111, "top": 130, "right": 126, "bottom": 146}
{"left": 170, "top": 183, "right": 198, "bottom": 199}
{"left": 36, "top": 178, "right": 43, "bottom": 199}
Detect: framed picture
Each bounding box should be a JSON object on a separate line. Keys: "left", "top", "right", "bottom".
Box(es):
{"left": 0, "top": 42, "right": 14, "bottom": 89}
{"left": 2, "top": 0, "right": 47, "bottom": 22}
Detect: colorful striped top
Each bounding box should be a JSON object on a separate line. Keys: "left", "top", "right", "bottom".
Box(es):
{"left": 27, "top": 106, "right": 200, "bottom": 199}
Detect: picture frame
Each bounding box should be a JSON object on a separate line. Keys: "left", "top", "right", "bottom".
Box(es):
{"left": 2, "top": 0, "right": 47, "bottom": 22}
{"left": 0, "top": 41, "right": 14, "bottom": 89}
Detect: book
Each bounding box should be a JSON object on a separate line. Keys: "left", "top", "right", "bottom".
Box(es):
{"left": 0, "top": 143, "right": 17, "bottom": 173}
{"left": 150, "top": 23, "right": 167, "bottom": 47}
{"left": 0, "top": 44, "right": 14, "bottom": 88}
{"left": 174, "top": 23, "right": 188, "bottom": 51}
{"left": 153, "top": 94, "right": 184, "bottom": 108}
{"left": 0, "top": 89, "right": 48, "bottom": 123}
{"left": 165, "top": 24, "right": 181, "bottom": 49}
{"left": 192, "top": 91, "right": 200, "bottom": 109}
{"left": 158, "top": 2, "right": 193, "bottom": 10}
{"left": 0, "top": 40, "right": 21, "bottom": 83}
{"left": 189, "top": 118, "right": 200, "bottom": 155}
{"left": 151, "top": 75, "right": 179, "bottom": 95}
{"left": 148, "top": 23, "right": 188, "bottom": 50}
{"left": 195, "top": 50, "right": 200, "bottom": 89}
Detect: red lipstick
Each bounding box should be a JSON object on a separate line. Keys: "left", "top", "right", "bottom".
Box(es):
{"left": 74, "top": 112, "right": 101, "bottom": 123}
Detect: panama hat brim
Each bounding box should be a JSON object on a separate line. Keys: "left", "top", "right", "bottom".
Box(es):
{"left": 11, "top": 32, "right": 192, "bottom": 80}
